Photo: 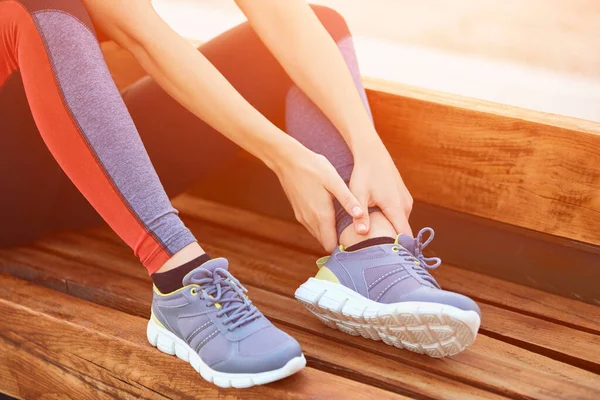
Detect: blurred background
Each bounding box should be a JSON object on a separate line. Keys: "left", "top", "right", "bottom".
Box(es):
{"left": 153, "top": 0, "right": 600, "bottom": 122}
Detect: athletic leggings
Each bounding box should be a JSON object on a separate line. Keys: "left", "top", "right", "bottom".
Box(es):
{"left": 0, "top": 0, "right": 371, "bottom": 274}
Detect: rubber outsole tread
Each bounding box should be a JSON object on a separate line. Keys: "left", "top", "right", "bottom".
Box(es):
{"left": 146, "top": 319, "right": 306, "bottom": 388}
{"left": 295, "top": 279, "right": 480, "bottom": 358}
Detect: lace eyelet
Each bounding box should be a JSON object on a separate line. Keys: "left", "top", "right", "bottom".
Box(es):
{"left": 391, "top": 246, "right": 399, "bottom": 252}
{"left": 190, "top": 288, "right": 198, "bottom": 296}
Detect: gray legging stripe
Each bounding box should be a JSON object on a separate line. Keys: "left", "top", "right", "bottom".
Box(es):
{"left": 34, "top": 10, "right": 195, "bottom": 261}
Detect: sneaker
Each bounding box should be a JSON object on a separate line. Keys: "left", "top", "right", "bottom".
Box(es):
{"left": 147, "top": 257, "right": 306, "bottom": 388}
{"left": 295, "top": 228, "right": 480, "bottom": 357}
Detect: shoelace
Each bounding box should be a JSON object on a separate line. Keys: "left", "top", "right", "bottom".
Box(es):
{"left": 397, "top": 227, "right": 442, "bottom": 288}
{"left": 187, "top": 268, "right": 262, "bottom": 331}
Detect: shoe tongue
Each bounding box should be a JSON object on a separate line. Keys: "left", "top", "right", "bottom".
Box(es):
{"left": 181, "top": 258, "right": 255, "bottom": 325}
{"left": 182, "top": 257, "right": 229, "bottom": 286}
{"left": 395, "top": 234, "right": 416, "bottom": 254}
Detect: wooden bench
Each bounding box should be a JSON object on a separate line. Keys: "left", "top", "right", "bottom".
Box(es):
{"left": 0, "top": 42, "right": 599, "bottom": 399}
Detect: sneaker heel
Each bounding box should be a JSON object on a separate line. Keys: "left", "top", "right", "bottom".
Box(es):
{"left": 147, "top": 319, "right": 176, "bottom": 355}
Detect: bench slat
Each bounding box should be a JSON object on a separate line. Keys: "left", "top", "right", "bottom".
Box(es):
{"left": 0, "top": 251, "right": 500, "bottom": 400}
{"left": 2, "top": 229, "right": 599, "bottom": 399}
{"left": 27, "top": 210, "right": 600, "bottom": 371}
{"left": 0, "top": 274, "right": 408, "bottom": 400}
{"left": 24, "top": 207, "right": 600, "bottom": 371}
{"left": 172, "top": 195, "right": 600, "bottom": 334}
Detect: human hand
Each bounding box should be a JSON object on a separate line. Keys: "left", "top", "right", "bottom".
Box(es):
{"left": 350, "top": 141, "right": 413, "bottom": 236}
{"left": 273, "top": 146, "right": 364, "bottom": 252}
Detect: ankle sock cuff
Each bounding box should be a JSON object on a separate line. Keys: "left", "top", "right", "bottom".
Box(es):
{"left": 345, "top": 237, "right": 395, "bottom": 252}
{"left": 151, "top": 253, "right": 211, "bottom": 293}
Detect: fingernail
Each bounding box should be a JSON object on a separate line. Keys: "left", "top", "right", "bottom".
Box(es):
{"left": 357, "top": 224, "right": 367, "bottom": 232}
{"left": 352, "top": 206, "right": 362, "bottom": 217}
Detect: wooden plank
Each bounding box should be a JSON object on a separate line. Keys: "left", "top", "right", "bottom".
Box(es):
{"left": 172, "top": 195, "right": 600, "bottom": 334}
{"left": 2, "top": 232, "right": 599, "bottom": 399}
{"left": 64, "top": 217, "right": 600, "bottom": 372}
{"left": 0, "top": 248, "right": 501, "bottom": 399}
{"left": 0, "top": 274, "right": 408, "bottom": 400}
{"left": 2, "top": 242, "right": 598, "bottom": 400}
{"left": 20, "top": 224, "right": 600, "bottom": 372}
{"left": 365, "top": 78, "right": 600, "bottom": 246}
{"left": 41, "top": 207, "right": 600, "bottom": 372}
{"left": 409, "top": 201, "right": 600, "bottom": 306}
{"left": 163, "top": 219, "right": 600, "bottom": 372}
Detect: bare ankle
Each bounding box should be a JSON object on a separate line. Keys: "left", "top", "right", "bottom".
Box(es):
{"left": 339, "top": 212, "right": 412, "bottom": 248}
{"left": 155, "top": 242, "right": 206, "bottom": 274}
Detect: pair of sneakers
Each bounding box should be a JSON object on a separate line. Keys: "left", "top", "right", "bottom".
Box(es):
{"left": 147, "top": 228, "right": 481, "bottom": 388}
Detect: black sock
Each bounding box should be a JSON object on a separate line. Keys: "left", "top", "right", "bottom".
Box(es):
{"left": 151, "top": 253, "right": 211, "bottom": 293}
{"left": 345, "top": 237, "right": 395, "bottom": 252}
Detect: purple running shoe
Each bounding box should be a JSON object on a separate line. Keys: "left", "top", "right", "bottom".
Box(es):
{"left": 148, "top": 258, "right": 305, "bottom": 388}
{"left": 295, "top": 228, "right": 480, "bottom": 357}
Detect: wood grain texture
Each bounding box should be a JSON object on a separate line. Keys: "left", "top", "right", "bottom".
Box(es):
{"left": 172, "top": 195, "right": 600, "bottom": 334}
{"left": 0, "top": 252, "right": 492, "bottom": 399}
{"left": 1, "top": 224, "right": 599, "bottom": 399}
{"left": 43, "top": 199, "right": 598, "bottom": 371}
{"left": 57, "top": 208, "right": 600, "bottom": 372}
{"left": 1, "top": 245, "right": 597, "bottom": 400}
{"left": 18, "top": 220, "right": 600, "bottom": 372}
{"left": 408, "top": 201, "right": 600, "bottom": 306}
{"left": 364, "top": 78, "right": 600, "bottom": 246}
{"left": 169, "top": 219, "right": 600, "bottom": 374}
{"left": 0, "top": 274, "right": 408, "bottom": 400}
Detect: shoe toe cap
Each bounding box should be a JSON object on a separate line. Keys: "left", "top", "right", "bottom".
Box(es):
{"left": 211, "top": 326, "right": 303, "bottom": 374}
{"left": 399, "top": 286, "right": 481, "bottom": 317}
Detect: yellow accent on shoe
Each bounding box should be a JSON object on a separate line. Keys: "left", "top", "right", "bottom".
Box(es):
{"left": 392, "top": 236, "right": 420, "bottom": 265}
{"left": 153, "top": 285, "right": 222, "bottom": 309}
{"left": 314, "top": 266, "right": 340, "bottom": 284}
{"left": 151, "top": 311, "right": 166, "bottom": 328}
{"left": 153, "top": 284, "right": 198, "bottom": 297}
{"left": 316, "top": 256, "right": 330, "bottom": 269}
{"left": 206, "top": 292, "right": 222, "bottom": 310}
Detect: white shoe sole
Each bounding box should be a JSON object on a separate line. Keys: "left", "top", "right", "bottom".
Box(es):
{"left": 295, "top": 278, "right": 480, "bottom": 357}
{"left": 147, "top": 319, "right": 306, "bottom": 388}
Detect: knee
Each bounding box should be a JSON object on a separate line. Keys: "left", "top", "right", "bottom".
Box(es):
{"left": 309, "top": 5, "right": 351, "bottom": 42}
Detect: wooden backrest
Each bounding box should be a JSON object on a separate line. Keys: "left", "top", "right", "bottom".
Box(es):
{"left": 366, "top": 78, "right": 600, "bottom": 247}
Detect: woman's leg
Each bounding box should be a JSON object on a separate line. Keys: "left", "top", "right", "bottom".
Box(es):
{"left": 123, "top": 6, "right": 396, "bottom": 246}
{"left": 0, "top": 0, "right": 201, "bottom": 274}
